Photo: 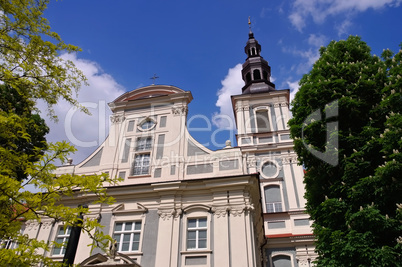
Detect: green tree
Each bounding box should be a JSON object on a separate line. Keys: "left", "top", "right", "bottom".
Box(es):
{"left": 0, "top": 0, "right": 87, "bottom": 118}
{"left": 0, "top": 1, "right": 120, "bottom": 266}
{"left": 0, "top": 83, "right": 49, "bottom": 181}
{"left": 289, "top": 36, "right": 402, "bottom": 266}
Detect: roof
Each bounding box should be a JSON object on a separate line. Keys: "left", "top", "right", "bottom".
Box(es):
{"left": 111, "top": 85, "right": 188, "bottom": 104}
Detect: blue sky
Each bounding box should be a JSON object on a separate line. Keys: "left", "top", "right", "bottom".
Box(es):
{"left": 41, "top": 0, "right": 402, "bottom": 164}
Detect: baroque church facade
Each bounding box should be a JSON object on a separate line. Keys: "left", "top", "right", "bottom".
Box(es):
{"left": 23, "top": 30, "right": 316, "bottom": 267}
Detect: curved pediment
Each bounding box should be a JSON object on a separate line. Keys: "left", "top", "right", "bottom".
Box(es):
{"left": 112, "top": 85, "right": 187, "bottom": 104}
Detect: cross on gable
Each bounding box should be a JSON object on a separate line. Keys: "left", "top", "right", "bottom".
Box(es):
{"left": 150, "top": 74, "right": 159, "bottom": 85}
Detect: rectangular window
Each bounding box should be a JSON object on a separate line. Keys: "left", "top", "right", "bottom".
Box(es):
{"left": 132, "top": 154, "right": 150, "bottom": 175}
{"left": 1, "top": 239, "right": 16, "bottom": 249}
{"left": 136, "top": 137, "right": 152, "bottom": 151}
{"left": 160, "top": 116, "right": 167, "bottom": 128}
{"left": 187, "top": 218, "right": 207, "bottom": 250}
{"left": 127, "top": 120, "right": 135, "bottom": 132}
{"left": 264, "top": 185, "right": 283, "bottom": 213}
{"left": 256, "top": 110, "right": 271, "bottom": 132}
{"left": 266, "top": 202, "right": 283, "bottom": 213}
{"left": 121, "top": 138, "right": 132, "bottom": 163}
{"left": 52, "top": 226, "right": 71, "bottom": 256}
{"left": 113, "top": 222, "right": 141, "bottom": 252}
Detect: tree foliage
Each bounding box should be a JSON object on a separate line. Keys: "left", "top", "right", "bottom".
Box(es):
{"left": 0, "top": 1, "right": 120, "bottom": 266}
{"left": 0, "top": 83, "right": 49, "bottom": 181}
{"left": 289, "top": 36, "right": 402, "bottom": 266}
{"left": 0, "top": 142, "right": 120, "bottom": 266}
{"left": 0, "top": 0, "right": 87, "bottom": 118}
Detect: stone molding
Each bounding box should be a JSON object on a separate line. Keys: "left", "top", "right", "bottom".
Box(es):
{"left": 211, "top": 206, "right": 229, "bottom": 218}
{"left": 110, "top": 114, "right": 125, "bottom": 124}
{"left": 281, "top": 156, "right": 298, "bottom": 165}
{"left": 212, "top": 204, "right": 254, "bottom": 218}
{"left": 297, "top": 257, "right": 316, "bottom": 267}
{"left": 25, "top": 220, "right": 40, "bottom": 231}
{"left": 247, "top": 158, "right": 257, "bottom": 168}
{"left": 172, "top": 106, "right": 188, "bottom": 116}
{"left": 41, "top": 219, "right": 55, "bottom": 230}
{"left": 157, "top": 209, "right": 182, "bottom": 221}
{"left": 230, "top": 204, "right": 255, "bottom": 217}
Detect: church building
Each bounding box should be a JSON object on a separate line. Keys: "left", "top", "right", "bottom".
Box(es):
{"left": 23, "top": 28, "right": 316, "bottom": 267}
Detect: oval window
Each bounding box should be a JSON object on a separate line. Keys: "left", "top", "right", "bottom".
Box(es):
{"left": 140, "top": 120, "right": 155, "bottom": 130}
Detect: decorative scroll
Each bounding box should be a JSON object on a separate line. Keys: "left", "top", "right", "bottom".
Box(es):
{"left": 212, "top": 205, "right": 255, "bottom": 217}
{"left": 247, "top": 158, "right": 257, "bottom": 168}
{"left": 229, "top": 204, "right": 255, "bottom": 217}
{"left": 172, "top": 106, "right": 188, "bottom": 116}
{"left": 158, "top": 209, "right": 182, "bottom": 220}
{"left": 110, "top": 114, "right": 125, "bottom": 123}
{"left": 211, "top": 206, "right": 229, "bottom": 218}
{"left": 41, "top": 220, "right": 55, "bottom": 230}
{"left": 282, "top": 156, "right": 298, "bottom": 165}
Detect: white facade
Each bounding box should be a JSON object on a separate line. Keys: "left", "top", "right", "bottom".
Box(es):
{"left": 24, "top": 32, "right": 316, "bottom": 267}
{"left": 232, "top": 90, "right": 316, "bottom": 267}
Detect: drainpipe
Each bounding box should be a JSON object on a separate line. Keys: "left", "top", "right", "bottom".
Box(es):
{"left": 63, "top": 205, "right": 87, "bottom": 266}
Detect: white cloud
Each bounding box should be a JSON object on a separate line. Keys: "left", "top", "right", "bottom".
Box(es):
{"left": 289, "top": 0, "right": 402, "bottom": 33}
{"left": 308, "top": 33, "right": 328, "bottom": 47}
{"left": 212, "top": 64, "right": 243, "bottom": 129}
{"left": 37, "top": 53, "right": 126, "bottom": 164}
{"left": 336, "top": 19, "right": 353, "bottom": 36}
{"left": 282, "top": 34, "right": 327, "bottom": 74}
{"left": 287, "top": 80, "right": 300, "bottom": 104}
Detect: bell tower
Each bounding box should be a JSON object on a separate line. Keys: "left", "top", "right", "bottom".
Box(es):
{"left": 232, "top": 21, "right": 317, "bottom": 266}
{"left": 241, "top": 21, "right": 275, "bottom": 94}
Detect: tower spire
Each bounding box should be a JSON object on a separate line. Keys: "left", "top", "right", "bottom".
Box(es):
{"left": 240, "top": 24, "right": 275, "bottom": 94}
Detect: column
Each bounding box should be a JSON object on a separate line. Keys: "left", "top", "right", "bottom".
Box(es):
{"left": 282, "top": 157, "right": 298, "bottom": 210}
{"left": 211, "top": 207, "right": 230, "bottom": 267}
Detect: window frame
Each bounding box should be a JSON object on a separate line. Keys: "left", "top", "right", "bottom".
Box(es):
{"left": 135, "top": 136, "right": 152, "bottom": 151}
{"left": 263, "top": 184, "right": 284, "bottom": 213}
{"left": 186, "top": 217, "right": 208, "bottom": 250}
{"left": 270, "top": 253, "right": 295, "bottom": 267}
{"left": 260, "top": 160, "right": 280, "bottom": 179}
{"left": 131, "top": 153, "right": 151, "bottom": 176}
{"left": 137, "top": 117, "right": 157, "bottom": 132}
{"left": 255, "top": 108, "right": 271, "bottom": 133}
{"left": 113, "top": 221, "right": 142, "bottom": 253}
{"left": 127, "top": 120, "right": 135, "bottom": 132}
{"left": 52, "top": 226, "right": 71, "bottom": 256}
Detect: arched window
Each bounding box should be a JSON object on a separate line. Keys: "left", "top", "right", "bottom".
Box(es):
{"left": 253, "top": 69, "right": 261, "bottom": 80}
{"left": 272, "top": 255, "right": 292, "bottom": 267}
{"left": 252, "top": 47, "right": 256, "bottom": 55}
{"left": 263, "top": 70, "right": 268, "bottom": 80}
{"left": 264, "top": 185, "right": 282, "bottom": 213}
{"left": 255, "top": 109, "right": 270, "bottom": 132}
{"left": 246, "top": 72, "right": 251, "bottom": 83}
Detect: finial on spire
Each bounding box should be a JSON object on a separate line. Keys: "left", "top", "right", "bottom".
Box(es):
{"left": 248, "top": 16, "right": 254, "bottom": 38}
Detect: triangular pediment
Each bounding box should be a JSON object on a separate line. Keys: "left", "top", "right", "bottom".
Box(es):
{"left": 80, "top": 253, "right": 141, "bottom": 267}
